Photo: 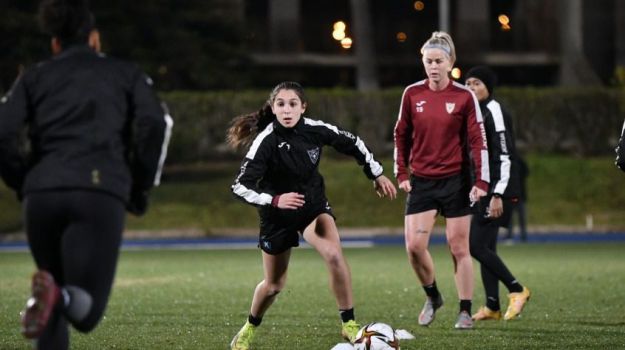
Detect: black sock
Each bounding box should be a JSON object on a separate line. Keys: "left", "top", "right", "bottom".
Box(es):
{"left": 248, "top": 314, "right": 262, "bottom": 326}
{"left": 459, "top": 299, "right": 472, "bottom": 314}
{"left": 423, "top": 281, "right": 440, "bottom": 299}
{"left": 486, "top": 296, "right": 500, "bottom": 311}
{"left": 507, "top": 280, "right": 524, "bottom": 293}
{"left": 339, "top": 308, "right": 355, "bottom": 323}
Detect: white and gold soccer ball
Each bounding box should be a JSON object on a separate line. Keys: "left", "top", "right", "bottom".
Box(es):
{"left": 353, "top": 322, "right": 400, "bottom": 350}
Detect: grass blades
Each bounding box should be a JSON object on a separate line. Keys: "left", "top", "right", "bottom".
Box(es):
{"left": 1, "top": 243, "right": 625, "bottom": 349}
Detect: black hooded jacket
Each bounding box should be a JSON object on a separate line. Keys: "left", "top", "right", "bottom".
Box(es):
{"left": 0, "top": 45, "right": 172, "bottom": 205}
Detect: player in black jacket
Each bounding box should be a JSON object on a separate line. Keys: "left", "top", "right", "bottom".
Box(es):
{"left": 465, "top": 66, "right": 530, "bottom": 323}
{"left": 0, "top": 1, "right": 172, "bottom": 348}
{"left": 615, "top": 119, "right": 625, "bottom": 171}
{"left": 227, "top": 82, "right": 396, "bottom": 349}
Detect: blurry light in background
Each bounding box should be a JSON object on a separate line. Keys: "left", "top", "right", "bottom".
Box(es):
{"left": 413, "top": 1, "right": 425, "bottom": 11}
{"left": 396, "top": 32, "right": 407, "bottom": 43}
{"left": 340, "top": 37, "right": 352, "bottom": 49}
{"left": 451, "top": 67, "right": 461, "bottom": 80}
{"left": 332, "top": 21, "right": 347, "bottom": 41}
{"left": 333, "top": 30, "right": 346, "bottom": 41}
{"left": 498, "top": 14, "right": 511, "bottom": 31}
{"left": 333, "top": 21, "right": 346, "bottom": 32}
{"left": 158, "top": 65, "right": 168, "bottom": 75}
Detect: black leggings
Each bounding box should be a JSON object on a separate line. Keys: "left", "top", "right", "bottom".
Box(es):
{"left": 469, "top": 214, "right": 518, "bottom": 308}
{"left": 24, "top": 190, "right": 125, "bottom": 350}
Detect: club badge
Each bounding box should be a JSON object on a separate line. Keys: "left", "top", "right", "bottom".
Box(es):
{"left": 446, "top": 102, "right": 455, "bottom": 114}
{"left": 307, "top": 147, "right": 320, "bottom": 164}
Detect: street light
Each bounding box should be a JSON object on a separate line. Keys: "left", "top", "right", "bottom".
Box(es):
{"left": 396, "top": 32, "right": 407, "bottom": 43}
{"left": 333, "top": 20, "right": 352, "bottom": 50}
{"left": 498, "top": 14, "right": 511, "bottom": 31}
{"left": 451, "top": 67, "right": 461, "bottom": 80}
{"left": 340, "top": 37, "right": 353, "bottom": 49}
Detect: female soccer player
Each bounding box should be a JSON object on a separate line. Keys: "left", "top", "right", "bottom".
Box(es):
{"left": 0, "top": 1, "right": 172, "bottom": 348}
{"left": 465, "top": 65, "right": 531, "bottom": 321}
{"left": 393, "top": 31, "right": 489, "bottom": 329}
{"left": 228, "top": 81, "right": 396, "bottom": 349}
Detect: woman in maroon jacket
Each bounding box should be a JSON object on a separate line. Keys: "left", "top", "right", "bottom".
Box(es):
{"left": 393, "top": 31, "right": 489, "bottom": 330}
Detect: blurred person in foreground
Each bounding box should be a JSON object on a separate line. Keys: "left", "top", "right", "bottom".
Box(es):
{"left": 0, "top": 0, "right": 172, "bottom": 348}
{"left": 615, "top": 119, "right": 625, "bottom": 172}
{"left": 465, "top": 65, "right": 531, "bottom": 323}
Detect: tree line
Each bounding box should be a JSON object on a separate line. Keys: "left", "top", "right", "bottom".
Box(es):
{"left": 0, "top": 0, "right": 248, "bottom": 92}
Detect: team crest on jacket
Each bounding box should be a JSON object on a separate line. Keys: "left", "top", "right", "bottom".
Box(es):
{"left": 307, "top": 147, "right": 320, "bottom": 164}
{"left": 446, "top": 102, "right": 455, "bottom": 114}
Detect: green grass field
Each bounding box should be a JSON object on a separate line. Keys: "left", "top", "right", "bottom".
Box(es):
{"left": 1, "top": 243, "right": 625, "bottom": 349}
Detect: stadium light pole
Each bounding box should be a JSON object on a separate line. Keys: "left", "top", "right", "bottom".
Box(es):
{"left": 438, "top": 0, "right": 450, "bottom": 32}
{"left": 350, "top": 0, "right": 379, "bottom": 91}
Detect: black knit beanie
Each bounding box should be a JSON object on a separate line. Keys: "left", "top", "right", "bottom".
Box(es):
{"left": 465, "top": 65, "right": 497, "bottom": 96}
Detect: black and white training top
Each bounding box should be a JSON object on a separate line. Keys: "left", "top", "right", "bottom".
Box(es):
{"left": 480, "top": 97, "right": 520, "bottom": 199}
{"left": 232, "top": 117, "right": 384, "bottom": 207}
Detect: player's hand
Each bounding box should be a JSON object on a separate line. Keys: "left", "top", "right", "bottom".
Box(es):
{"left": 398, "top": 180, "right": 412, "bottom": 193}
{"left": 469, "top": 186, "right": 487, "bottom": 205}
{"left": 127, "top": 188, "right": 149, "bottom": 216}
{"left": 488, "top": 196, "right": 503, "bottom": 218}
{"left": 374, "top": 175, "right": 397, "bottom": 199}
{"left": 273, "top": 192, "right": 305, "bottom": 209}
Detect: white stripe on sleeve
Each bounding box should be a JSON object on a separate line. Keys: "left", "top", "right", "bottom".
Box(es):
{"left": 487, "top": 100, "right": 506, "bottom": 132}
{"left": 232, "top": 182, "right": 273, "bottom": 206}
{"left": 305, "top": 118, "right": 383, "bottom": 177}
{"left": 481, "top": 149, "right": 490, "bottom": 184}
{"left": 245, "top": 123, "right": 274, "bottom": 160}
{"left": 493, "top": 154, "right": 511, "bottom": 194}
{"left": 153, "top": 112, "right": 174, "bottom": 186}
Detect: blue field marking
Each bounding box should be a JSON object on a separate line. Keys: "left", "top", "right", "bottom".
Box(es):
{"left": 1, "top": 232, "right": 625, "bottom": 252}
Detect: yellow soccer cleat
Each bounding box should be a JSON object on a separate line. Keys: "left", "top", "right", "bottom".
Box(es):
{"left": 504, "top": 286, "right": 531, "bottom": 320}
{"left": 341, "top": 319, "right": 361, "bottom": 343}
{"left": 230, "top": 321, "right": 256, "bottom": 350}
{"left": 472, "top": 306, "right": 502, "bottom": 321}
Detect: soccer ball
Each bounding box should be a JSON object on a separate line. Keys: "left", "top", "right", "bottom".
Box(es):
{"left": 353, "top": 322, "right": 400, "bottom": 350}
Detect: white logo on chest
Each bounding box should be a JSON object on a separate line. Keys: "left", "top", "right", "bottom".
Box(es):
{"left": 278, "top": 142, "right": 291, "bottom": 150}
{"left": 446, "top": 102, "right": 456, "bottom": 114}
{"left": 416, "top": 100, "right": 426, "bottom": 113}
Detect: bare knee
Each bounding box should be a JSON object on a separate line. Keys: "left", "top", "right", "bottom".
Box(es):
{"left": 263, "top": 281, "right": 284, "bottom": 297}
{"left": 448, "top": 241, "right": 470, "bottom": 259}
{"left": 322, "top": 249, "right": 345, "bottom": 269}
{"left": 406, "top": 240, "right": 428, "bottom": 259}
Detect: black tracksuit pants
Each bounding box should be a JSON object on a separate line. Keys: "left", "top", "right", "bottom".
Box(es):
{"left": 469, "top": 199, "right": 518, "bottom": 309}
{"left": 24, "top": 190, "right": 125, "bottom": 350}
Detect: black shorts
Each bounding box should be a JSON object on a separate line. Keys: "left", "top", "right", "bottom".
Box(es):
{"left": 258, "top": 199, "right": 335, "bottom": 255}
{"left": 405, "top": 173, "right": 471, "bottom": 218}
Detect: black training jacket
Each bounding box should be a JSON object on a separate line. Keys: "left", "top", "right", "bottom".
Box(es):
{"left": 615, "top": 119, "right": 625, "bottom": 172}
{"left": 0, "top": 45, "right": 173, "bottom": 202}
{"left": 232, "top": 117, "right": 384, "bottom": 207}
{"left": 480, "top": 97, "right": 520, "bottom": 199}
